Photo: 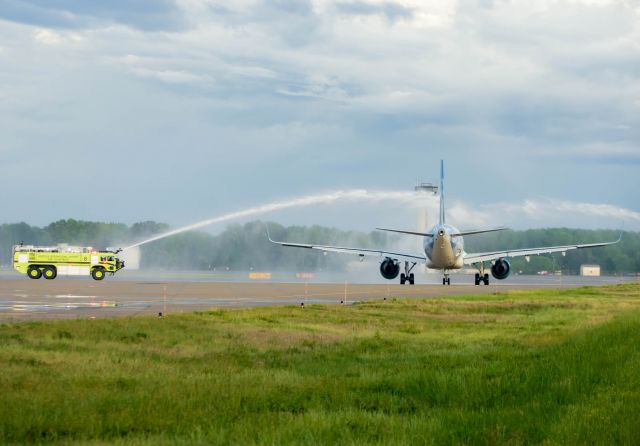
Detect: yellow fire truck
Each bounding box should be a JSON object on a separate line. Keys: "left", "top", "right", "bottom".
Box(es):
{"left": 12, "top": 244, "right": 125, "bottom": 281}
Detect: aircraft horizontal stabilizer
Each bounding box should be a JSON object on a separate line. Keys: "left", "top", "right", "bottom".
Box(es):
{"left": 454, "top": 227, "right": 508, "bottom": 237}
{"left": 376, "top": 227, "right": 508, "bottom": 237}
{"left": 376, "top": 228, "right": 433, "bottom": 237}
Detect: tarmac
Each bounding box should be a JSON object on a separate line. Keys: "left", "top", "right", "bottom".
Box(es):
{"left": 1, "top": 274, "right": 635, "bottom": 321}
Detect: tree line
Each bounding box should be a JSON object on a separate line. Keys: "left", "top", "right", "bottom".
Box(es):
{"left": 0, "top": 219, "right": 637, "bottom": 274}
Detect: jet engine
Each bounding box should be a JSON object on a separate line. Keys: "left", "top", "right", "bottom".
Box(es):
{"left": 491, "top": 258, "right": 511, "bottom": 280}
{"left": 379, "top": 257, "right": 400, "bottom": 280}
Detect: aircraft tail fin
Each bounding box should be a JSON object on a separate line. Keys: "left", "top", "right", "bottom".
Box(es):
{"left": 439, "top": 160, "right": 445, "bottom": 225}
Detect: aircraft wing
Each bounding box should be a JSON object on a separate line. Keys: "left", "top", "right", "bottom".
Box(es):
{"left": 463, "top": 238, "right": 620, "bottom": 265}
{"left": 268, "top": 232, "right": 425, "bottom": 263}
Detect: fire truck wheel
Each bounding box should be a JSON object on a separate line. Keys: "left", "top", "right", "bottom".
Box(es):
{"left": 28, "top": 266, "right": 42, "bottom": 279}
{"left": 91, "top": 268, "right": 105, "bottom": 281}
{"left": 43, "top": 266, "right": 57, "bottom": 280}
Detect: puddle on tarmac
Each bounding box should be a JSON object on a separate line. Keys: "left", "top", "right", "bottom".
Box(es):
{"left": 7, "top": 301, "right": 118, "bottom": 312}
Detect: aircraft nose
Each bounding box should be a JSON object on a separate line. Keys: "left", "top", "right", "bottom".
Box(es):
{"left": 438, "top": 229, "right": 445, "bottom": 237}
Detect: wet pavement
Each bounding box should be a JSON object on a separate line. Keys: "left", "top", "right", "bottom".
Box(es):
{"left": 0, "top": 274, "right": 636, "bottom": 321}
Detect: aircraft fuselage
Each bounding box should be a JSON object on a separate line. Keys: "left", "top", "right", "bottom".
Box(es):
{"left": 424, "top": 224, "right": 465, "bottom": 270}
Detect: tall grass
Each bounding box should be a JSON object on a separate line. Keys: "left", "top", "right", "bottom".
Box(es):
{"left": 1, "top": 285, "right": 639, "bottom": 444}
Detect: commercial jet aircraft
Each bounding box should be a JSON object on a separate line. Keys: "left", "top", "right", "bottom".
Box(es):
{"left": 268, "top": 161, "right": 619, "bottom": 285}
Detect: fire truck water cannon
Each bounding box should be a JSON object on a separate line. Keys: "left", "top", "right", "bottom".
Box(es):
{"left": 12, "top": 244, "right": 125, "bottom": 281}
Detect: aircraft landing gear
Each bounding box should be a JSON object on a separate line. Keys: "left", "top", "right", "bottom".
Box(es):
{"left": 400, "top": 262, "right": 416, "bottom": 285}
{"left": 474, "top": 273, "right": 489, "bottom": 286}
{"left": 474, "top": 263, "right": 490, "bottom": 285}
{"left": 400, "top": 273, "right": 415, "bottom": 285}
{"left": 442, "top": 271, "right": 451, "bottom": 285}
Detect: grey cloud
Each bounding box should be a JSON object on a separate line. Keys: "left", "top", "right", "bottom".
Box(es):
{"left": 0, "top": 0, "right": 185, "bottom": 30}
{"left": 207, "top": 0, "right": 314, "bottom": 21}
{"left": 335, "top": 1, "right": 414, "bottom": 22}
{"left": 204, "top": 0, "right": 319, "bottom": 46}
{"left": 269, "top": 0, "right": 314, "bottom": 16}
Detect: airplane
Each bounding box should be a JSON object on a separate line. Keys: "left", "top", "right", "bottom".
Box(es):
{"left": 268, "top": 160, "right": 620, "bottom": 285}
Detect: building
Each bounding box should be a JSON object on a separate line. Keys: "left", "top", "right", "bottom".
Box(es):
{"left": 580, "top": 264, "right": 601, "bottom": 277}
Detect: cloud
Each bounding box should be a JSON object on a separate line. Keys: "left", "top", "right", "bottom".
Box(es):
{"left": 32, "top": 28, "right": 83, "bottom": 45}
{"left": 0, "top": 0, "right": 185, "bottom": 30}
{"left": 131, "top": 67, "right": 215, "bottom": 86}
{"left": 446, "top": 198, "right": 640, "bottom": 230}
{"left": 335, "top": 1, "right": 415, "bottom": 22}
{"left": 0, "top": 0, "right": 638, "bottom": 227}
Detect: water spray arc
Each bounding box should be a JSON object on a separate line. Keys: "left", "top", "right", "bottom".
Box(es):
{"left": 122, "top": 189, "right": 424, "bottom": 251}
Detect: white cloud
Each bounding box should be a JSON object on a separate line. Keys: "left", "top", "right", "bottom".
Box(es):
{"left": 334, "top": 192, "right": 640, "bottom": 231}
{"left": 229, "top": 65, "right": 277, "bottom": 79}
{"left": 33, "top": 28, "right": 84, "bottom": 46}
{"left": 447, "top": 198, "right": 640, "bottom": 230}
{"left": 132, "top": 67, "right": 215, "bottom": 86}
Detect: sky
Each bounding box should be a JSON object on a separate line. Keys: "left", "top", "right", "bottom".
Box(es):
{"left": 1, "top": 0, "right": 639, "bottom": 233}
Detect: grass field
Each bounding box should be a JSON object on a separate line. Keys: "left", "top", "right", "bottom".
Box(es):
{"left": 1, "top": 285, "right": 640, "bottom": 445}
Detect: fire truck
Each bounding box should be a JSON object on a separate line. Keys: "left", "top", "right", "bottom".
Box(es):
{"left": 12, "top": 244, "right": 125, "bottom": 281}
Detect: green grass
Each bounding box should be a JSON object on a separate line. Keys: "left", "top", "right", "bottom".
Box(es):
{"left": 2, "top": 285, "right": 640, "bottom": 445}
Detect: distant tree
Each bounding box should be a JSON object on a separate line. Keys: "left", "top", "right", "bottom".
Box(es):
{"left": 0, "top": 223, "right": 51, "bottom": 265}
{"left": 130, "top": 221, "right": 170, "bottom": 240}
{"left": 0, "top": 219, "right": 637, "bottom": 274}
{"left": 44, "top": 219, "right": 129, "bottom": 247}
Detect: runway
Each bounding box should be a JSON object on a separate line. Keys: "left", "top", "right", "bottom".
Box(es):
{"left": 1, "top": 274, "right": 635, "bottom": 320}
